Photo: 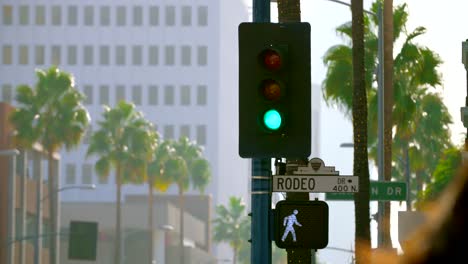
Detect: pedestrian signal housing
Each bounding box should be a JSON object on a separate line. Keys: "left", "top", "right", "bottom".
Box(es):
{"left": 274, "top": 200, "right": 328, "bottom": 249}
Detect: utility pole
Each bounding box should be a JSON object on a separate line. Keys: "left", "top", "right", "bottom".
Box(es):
{"left": 250, "top": 2, "right": 272, "bottom": 264}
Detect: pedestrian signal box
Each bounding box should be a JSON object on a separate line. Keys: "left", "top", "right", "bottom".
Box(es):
{"left": 274, "top": 200, "right": 329, "bottom": 249}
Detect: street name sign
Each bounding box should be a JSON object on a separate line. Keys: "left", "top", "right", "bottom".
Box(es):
{"left": 272, "top": 175, "right": 359, "bottom": 193}
{"left": 326, "top": 181, "right": 407, "bottom": 201}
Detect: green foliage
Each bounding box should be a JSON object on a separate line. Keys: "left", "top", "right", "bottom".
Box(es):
{"left": 10, "top": 66, "right": 90, "bottom": 152}
{"left": 213, "top": 196, "right": 250, "bottom": 264}
{"left": 417, "top": 147, "right": 462, "bottom": 206}
{"left": 322, "top": 1, "right": 453, "bottom": 206}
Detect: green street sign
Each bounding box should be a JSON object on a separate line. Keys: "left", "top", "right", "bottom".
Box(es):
{"left": 326, "top": 181, "right": 407, "bottom": 201}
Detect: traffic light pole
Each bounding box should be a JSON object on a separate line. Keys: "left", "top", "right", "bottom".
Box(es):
{"left": 285, "top": 159, "right": 313, "bottom": 263}
{"left": 251, "top": 2, "right": 271, "bottom": 264}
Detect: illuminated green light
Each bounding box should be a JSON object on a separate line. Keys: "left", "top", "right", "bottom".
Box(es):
{"left": 263, "top": 109, "right": 282, "bottom": 130}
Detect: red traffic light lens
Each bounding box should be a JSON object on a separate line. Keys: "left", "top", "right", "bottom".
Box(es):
{"left": 261, "top": 79, "right": 281, "bottom": 101}
{"left": 262, "top": 49, "right": 282, "bottom": 71}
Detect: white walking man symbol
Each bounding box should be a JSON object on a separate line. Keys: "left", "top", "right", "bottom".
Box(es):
{"left": 281, "top": 209, "right": 302, "bottom": 242}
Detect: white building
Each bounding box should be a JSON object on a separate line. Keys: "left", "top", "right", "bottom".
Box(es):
{"left": 0, "top": 0, "right": 249, "bottom": 261}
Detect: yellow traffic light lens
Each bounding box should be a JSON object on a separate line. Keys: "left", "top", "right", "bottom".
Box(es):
{"left": 261, "top": 79, "right": 282, "bottom": 101}
{"left": 263, "top": 109, "right": 282, "bottom": 131}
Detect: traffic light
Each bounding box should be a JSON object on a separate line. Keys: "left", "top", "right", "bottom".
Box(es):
{"left": 238, "top": 22, "right": 311, "bottom": 158}
{"left": 274, "top": 200, "right": 328, "bottom": 249}
{"left": 68, "top": 221, "right": 98, "bottom": 261}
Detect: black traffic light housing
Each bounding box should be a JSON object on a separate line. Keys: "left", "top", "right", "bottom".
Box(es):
{"left": 68, "top": 221, "right": 98, "bottom": 261}
{"left": 238, "top": 22, "right": 311, "bottom": 158}
{"left": 274, "top": 200, "right": 328, "bottom": 249}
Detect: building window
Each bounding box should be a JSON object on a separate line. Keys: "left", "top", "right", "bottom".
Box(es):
{"left": 82, "top": 164, "right": 93, "bottom": 184}
{"left": 3, "top": 5, "right": 12, "bottom": 25}
{"left": 99, "top": 46, "right": 109, "bottom": 65}
{"left": 19, "top": 45, "right": 28, "bottom": 65}
{"left": 116, "top": 6, "right": 126, "bottom": 26}
{"left": 65, "top": 164, "right": 76, "bottom": 185}
{"left": 197, "top": 85, "right": 207, "bottom": 105}
{"left": 35, "top": 6, "right": 45, "bottom": 25}
{"left": 116, "top": 85, "right": 125, "bottom": 103}
{"left": 197, "top": 6, "right": 208, "bottom": 26}
{"left": 164, "top": 46, "right": 174, "bottom": 66}
{"left": 100, "top": 6, "right": 110, "bottom": 26}
{"left": 196, "top": 125, "right": 206, "bottom": 145}
{"left": 181, "top": 6, "right": 191, "bottom": 26}
{"left": 180, "top": 125, "right": 190, "bottom": 139}
{"left": 133, "top": 6, "right": 143, "bottom": 26}
{"left": 51, "top": 5, "right": 61, "bottom": 26}
{"left": 163, "top": 125, "right": 174, "bottom": 139}
{"left": 181, "top": 46, "right": 191, "bottom": 66}
{"left": 165, "top": 6, "right": 175, "bottom": 26}
{"left": 35, "top": 45, "right": 45, "bottom": 65}
{"left": 164, "top": 85, "right": 174, "bottom": 105}
{"left": 84, "top": 46, "right": 93, "bottom": 65}
{"left": 19, "top": 6, "right": 29, "bottom": 25}
{"left": 116, "top": 46, "right": 126, "bottom": 65}
{"left": 84, "top": 6, "right": 94, "bottom": 26}
{"left": 148, "top": 85, "right": 158, "bottom": 105}
{"left": 149, "top": 46, "right": 158, "bottom": 65}
{"left": 132, "top": 45, "right": 142, "bottom": 65}
{"left": 1, "top": 84, "right": 13, "bottom": 103}
{"left": 2, "top": 45, "right": 12, "bottom": 65}
{"left": 67, "top": 46, "right": 77, "bottom": 65}
{"left": 67, "top": 6, "right": 78, "bottom": 26}
{"left": 197, "top": 46, "right": 207, "bottom": 66}
{"left": 149, "top": 6, "right": 159, "bottom": 26}
{"left": 51, "top": 45, "right": 61, "bottom": 65}
{"left": 180, "top": 85, "right": 190, "bottom": 106}
{"left": 131, "top": 85, "right": 142, "bottom": 105}
{"left": 83, "top": 85, "right": 93, "bottom": 105}
{"left": 99, "top": 85, "right": 109, "bottom": 105}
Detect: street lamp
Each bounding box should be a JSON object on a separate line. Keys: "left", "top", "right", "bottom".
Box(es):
{"left": 34, "top": 183, "right": 96, "bottom": 264}
{"left": 0, "top": 149, "right": 19, "bottom": 264}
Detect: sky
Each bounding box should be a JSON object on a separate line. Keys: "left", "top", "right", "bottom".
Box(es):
{"left": 254, "top": 0, "right": 468, "bottom": 145}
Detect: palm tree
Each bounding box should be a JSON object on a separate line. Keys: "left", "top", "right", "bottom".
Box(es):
{"left": 124, "top": 117, "right": 159, "bottom": 264}
{"left": 322, "top": 0, "right": 452, "bottom": 211}
{"left": 10, "top": 66, "right": 89, "bottom": 264}
{"left": 162, "top": 136, "right": 211, "bottom": 264}
{"left": 87, "top": 101, "right": 148, "bottom": 264}
{"left": 213, "top": 197, "right": 249, "bottom": 264}
{"left": 351, "top": 0, "right": 372, "bottom": 261}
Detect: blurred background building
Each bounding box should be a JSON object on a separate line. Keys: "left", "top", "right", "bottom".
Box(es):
{"left": 0, "top": 0, "right": 250, "bottom": 262}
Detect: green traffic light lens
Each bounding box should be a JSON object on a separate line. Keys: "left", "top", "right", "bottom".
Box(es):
{"left": 263, "top": 109, "right": 282, "bottom": 131}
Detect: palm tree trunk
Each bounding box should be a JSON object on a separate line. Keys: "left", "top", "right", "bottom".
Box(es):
{"left": 351, "top": 0, "right": 371, "bottom": 262}
{"left": 403, "top": 143, "right": 411, "bottom": 211}
{"left": 178, "top": 185, "right": 185, "bottom": 264}
{"left": 115, "top": 164, "right": 122, "bottom": 264}
{"left": 382, "top": 0, "right": 394, "bottom": 248}
{"left": 277, "top": 0, "right": 300, "bottom": 22}
{"left": 148, "top": 176, "right": 154, "bottom": 264}
{"left": 232, "top": 245, "right": 238, "bottom": 264}
{"left": 48, "top": 149, "right": 57, "bottom": 264}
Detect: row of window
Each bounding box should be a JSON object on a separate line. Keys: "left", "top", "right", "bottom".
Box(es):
{"left": 2, "top": 5, "right": 208, "bottom": 27}
{"left": 2, "top": 83, "right": 208, "bottom": 107}
{"left": 82, "top": 123, "right": 206, "bottom": 146}
{"left": 66, "top": 123, "right": 207, "bottom": 184}
{"left": 1, "top": 44, "right": 208, "bottom": 66}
